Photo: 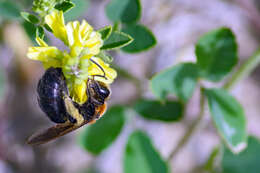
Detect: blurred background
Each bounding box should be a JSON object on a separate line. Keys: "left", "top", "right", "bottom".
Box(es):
{"left": 0, "top": 0, "right": 260, "bottom": 173}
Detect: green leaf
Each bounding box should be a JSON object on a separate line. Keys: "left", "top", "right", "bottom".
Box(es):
{"left": 55, "top": 1, "right": 75, "bottom": 13}
{"left": 195, "top": 27, "right": 238, "bottom": 81}
{"left": 78, "top": 106, "right": 125, "bottom": 155}
{"left": 44, "top": 24, "right": 53, "bottom": 33}
{"left": 36, "top": 26, "right": 44, "bottom": 39}
{"left": 20, "top": 12, "right": 39, "bottom": 24}
{"left": 22, "top": 21, "right": 49, "bottom": 45}
{"left": 96, "top": 51, "right": 113, "bottom": 63}
{"left": 101, "top": 31, "right": 133, "bottom": 50}
{"left": 64, "top": 0, "right": 89, "bottom": 21}
{"left": 0, "top": 1, "right": 21, "bottom": 20}
{"left": 121, "top": 24, "right": 156, "bottom": 53}
{"left": 204, "top": 88, "right": 247, "bottom": 153}
{"left": 22, "top": 21, "right": 37, "bottom": 45}
{"left": 150, "top": 63, "right": 199, "bottom": 102}
{"left": 222, "top": 136, "right": 260, "bottom": 173}
{"left": 106, "top": 0, "right": 141, "bottom": 24}
{"left": 134, "top": 99, "right": 183, "bottom": 122}
{"left": 97, "top": 25, "right": 112, "bottom": 41}
{"left": 124, "top": 130, "right": 169, "bottom": 173}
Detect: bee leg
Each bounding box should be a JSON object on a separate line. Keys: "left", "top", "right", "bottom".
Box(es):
{"left": 64, "top": 97, "right": 82, "bottom": 124}
{"left": 67, "top": 114, "right": 77, "bottom": 124}
{"left": 88, "top": 120, "right": 96, "bottom": 124}
{"left": 79, "top": 101, "right": 96, "bottom": 122}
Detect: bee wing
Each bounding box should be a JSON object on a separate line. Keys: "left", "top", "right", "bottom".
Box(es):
{"left": 27, "top": 103, "right": 107, "bottom": 146}
{"left": 27, "top": 121, "right": 88, "bottom": 146}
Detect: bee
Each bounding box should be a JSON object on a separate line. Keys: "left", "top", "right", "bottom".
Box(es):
{"left": 27, "top": 63, "right": 110, "bottom": 145}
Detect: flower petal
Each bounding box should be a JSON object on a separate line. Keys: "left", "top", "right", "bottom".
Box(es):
{"left": 27, "top": 46, "right": 63, "bottom": 69}
{"left": 83, "top": 30, "right": 103, "bottom": 55}
{"left": 79, "top": 20, "right": 93, "bottom": 40}
{"left": 36, "top": 36, "right": 48, "bottom": 47}
{"left": 45, "top": 10, "right": 68, "bottom": 45}
{"left": 88, "top": 57, "right": 117, "bottom": 84}
{"left": 66, "top": 21, "right": 83, "bottom": 57}
{"left": 66, "top": 20, "right": 103, "bottom": 57}
{"left": 42, "top": 60, "right": 62, "bottom": 69}
{"left": 69, "top": 82, "right": 87, "bottom": 104}
{"left": 27, "top": 47, "right": 62, "bottom": 61}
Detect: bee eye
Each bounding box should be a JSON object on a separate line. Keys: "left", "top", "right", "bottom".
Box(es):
{"left": 98, "top": 86, "right": 110, "bottom": 98}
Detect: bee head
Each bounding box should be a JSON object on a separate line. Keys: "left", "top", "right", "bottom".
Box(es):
{"left": 87, "top": 79, "right": 110, "bottom": 105}
{"left": 97, "top": 81, "right": 110, "bottom": 99}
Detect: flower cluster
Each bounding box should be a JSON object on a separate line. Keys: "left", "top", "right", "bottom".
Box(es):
{"left": 32, "top": 0, "right": 63, "bottom": 17}
{"left": 27, "top": 10, "right": 117, "bottom": 104}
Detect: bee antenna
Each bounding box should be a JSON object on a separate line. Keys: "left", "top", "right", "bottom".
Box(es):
{"left": 90, "top": 58, "right": 107, "bottom": 80}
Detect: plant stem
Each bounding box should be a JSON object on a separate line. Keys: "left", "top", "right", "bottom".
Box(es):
{"left": 113, "top": 21, "right": 122, "bottom": 31}
{"left": 167, "top": 88, "right": 205, "bottom": 161}
{"left": 167, "top": 49, "right": 260, "bottom": 162}
{"left": 223, "top": 49, "right": 260, "bottom": 90}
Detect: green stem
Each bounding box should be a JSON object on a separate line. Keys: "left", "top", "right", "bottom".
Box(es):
{"left": 203, "top": 147, "right": 220, "bottom": 172}
{"left": 167, "top": 87, "right": 205, "bottom": 162}
{"left": 113, "top": 21, "right": 122, "bottom": 31}
{"left": 167, "top": 49, "right": 260, "bottom": 163}
{"left": 223, "top": 49, "right": 260, "bottom": 90}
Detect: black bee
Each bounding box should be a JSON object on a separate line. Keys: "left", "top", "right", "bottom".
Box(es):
{"left": 27, "top": 65, "right": 110, "bottom": 145}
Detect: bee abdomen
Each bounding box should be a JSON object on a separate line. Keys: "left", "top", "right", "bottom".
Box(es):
{"left": 37, "top": 67, "right": 69, "bottom": 124}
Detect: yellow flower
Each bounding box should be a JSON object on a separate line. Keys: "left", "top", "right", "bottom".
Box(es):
{"left": 27, "top": 37, "right": 63, "bottom": 68}
{"left": 88, "top": 57, "right": 117, "bottom": 84}
{"left": 68, "top": 82, "right": 87, "bottom": 104}
{"left": 45, "top": 10, "right": 103, "bottom": 58}
{"left": 45, "top": 10, "right": 68, "bottom": 45}
{"left": 26, "top": 10, "right": 117, "bottom": 104}
{"left": 66, "top": 20, "right": 102, "bottom": 57}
